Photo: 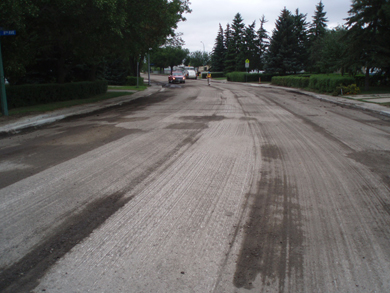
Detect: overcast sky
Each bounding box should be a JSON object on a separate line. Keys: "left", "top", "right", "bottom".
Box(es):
{"left": 176, "top": 0, "right": 353, "bottom": 53}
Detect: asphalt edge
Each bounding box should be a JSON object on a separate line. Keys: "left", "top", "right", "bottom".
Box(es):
{"left": 0, "top": 85, "right": 163, "bottom": 136}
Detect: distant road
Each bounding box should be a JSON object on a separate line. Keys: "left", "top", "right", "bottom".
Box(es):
{"left": 1, "top": 75, "right": 390, "bottom": 292}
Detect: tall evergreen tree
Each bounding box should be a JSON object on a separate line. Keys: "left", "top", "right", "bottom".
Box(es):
{"left": 242, "top": 21, "right": 258, "bottom": 71}
{"left": 310, "top": 1, "right": 328, "bottom": 40}
{"left": 345, "top": 0, "right": 390, "bottom": 90}
{"left": 293, "top": 9, "right": 309, "bottom": 73}
{"left": 257, "top": 15, "right": 269, "bottom": 71}
{"left": 308, "top": 1, "right": 329, "bottom": 72}
{"left": 211, "top": 24, "right": 226, "bottom": 72}
{"left": 265, "top": 8, "right": 297, "bottom": 74}
{"left": 223, "top": 22, "right": 235, "bottom": 72}
{"left": 231, "top": 13, "right": 246, "bottom": 71}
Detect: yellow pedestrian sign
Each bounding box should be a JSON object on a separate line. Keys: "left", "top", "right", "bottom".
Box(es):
{"left": 245, "top": 59, "right": 250, "bottom": 68}
{"left": 245, "top": 59, "right": 250, "bottom": 63}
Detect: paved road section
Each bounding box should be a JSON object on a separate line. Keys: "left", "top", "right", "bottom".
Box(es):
{"left": 0, "top": 76, "right": 389, "bottom": 292}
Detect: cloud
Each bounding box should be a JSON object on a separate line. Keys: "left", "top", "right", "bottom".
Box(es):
{"left": 176, "top": 0, "right": 352, "bottom": 52}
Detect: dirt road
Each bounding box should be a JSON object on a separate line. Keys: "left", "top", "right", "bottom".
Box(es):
{"left": 1, "top": 76, "right": 389, "bottom": 292}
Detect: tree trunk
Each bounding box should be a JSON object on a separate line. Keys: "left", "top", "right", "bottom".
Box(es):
{"left": 57, "top": 53, "right": 66, "bottom": 84}
{"left": 365, "top": 66, "right": 370, "bottom": 91}
{"left": 88, "top": 64, "right": 98, "bottom": 81}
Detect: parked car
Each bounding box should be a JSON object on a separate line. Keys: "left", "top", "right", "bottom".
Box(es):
{"left": 168, "top": 71, "right": 186, "bottom": 84}
{"left": 184, "top": 69, "right": 197, "bottom": 79}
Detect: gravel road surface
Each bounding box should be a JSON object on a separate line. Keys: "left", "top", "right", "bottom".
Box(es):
{"left": 1, "top": 75, "right": 389, "bottom": 292}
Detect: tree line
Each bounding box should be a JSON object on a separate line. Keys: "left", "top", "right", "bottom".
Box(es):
{"left": 210, "top": 0, "right": 390, "bottom": 89}
{"left": 0, "top": 0, "right": 191, "bottom": 85}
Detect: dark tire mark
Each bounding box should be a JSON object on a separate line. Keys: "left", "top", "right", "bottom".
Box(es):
{"left": 0, "top": 192, "right": 130, "bottom": 293}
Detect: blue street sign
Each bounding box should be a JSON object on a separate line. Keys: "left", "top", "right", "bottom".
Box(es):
{"left": 0, "top": 30, "right": 16, "bottom": 36}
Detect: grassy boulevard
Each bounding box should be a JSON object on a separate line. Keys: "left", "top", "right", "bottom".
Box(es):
{"left": 0, "top": 86, "right": 148, "bottom": 118}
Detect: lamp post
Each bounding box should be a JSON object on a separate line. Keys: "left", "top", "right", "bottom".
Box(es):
{"left": 200, "top": 41, "right": 205, "bottom": 71}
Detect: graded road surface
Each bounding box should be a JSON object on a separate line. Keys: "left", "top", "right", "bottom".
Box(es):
{"left": 0, "top": 75, "right": 390, "bottom": 292}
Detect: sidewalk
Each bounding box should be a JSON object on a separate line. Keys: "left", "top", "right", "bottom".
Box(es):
{"left": 0, "top": 86, "right": 162, "bottom": 135}
{"left": 212, "top": 79, "right": 390, "bottom": 118}
{"left": 1, "top": 81, "right": 389, "bottom": 135}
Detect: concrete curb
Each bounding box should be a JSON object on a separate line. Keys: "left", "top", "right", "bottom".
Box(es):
{"left": 0, "top": 86, "right": 162, "bottom": 135}
{"left": 240, "top": 82, "right": 390, "bottom": 118}
{"left": 1, "top": 80, "right": 389, "bottom": 135}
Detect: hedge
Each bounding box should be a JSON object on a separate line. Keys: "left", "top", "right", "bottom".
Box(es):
{"left": 308, "top": 74, "right": 355, "bottom": 93}
{"left": 271, "top": 76, "right": 310, "bottom": 88}
{"left": 201, "top": 72, "right": 225, "bottom": 79}
{"left": 226, "top": 72, "right": 277, "bottom": 82}
{"left": 126, "top": 76, "right": 144, "bottom": 86}
{"left": 271, "top": 74, "right": 356, "bottom": 93}
{"left": 6, "top": 80, "right": 108, "bottom": 109}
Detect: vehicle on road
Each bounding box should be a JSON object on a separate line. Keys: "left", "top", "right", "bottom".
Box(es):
{"left": 184, "top": 69, "right": 197, "bottom": 79}
{"left": 168, "top": 72, "right": 186, "bottom": 84}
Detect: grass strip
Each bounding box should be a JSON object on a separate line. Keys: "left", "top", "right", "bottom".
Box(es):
{"left": 3, "top": 92, "right": 132, "bottom": 116}
{"left": 108, "top": 85, "right": 148, "bottom": 91}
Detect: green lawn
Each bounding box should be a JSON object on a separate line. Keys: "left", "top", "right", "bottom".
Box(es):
{"left": 360, "top": 86, "right": 390, "bottom": 95}
{"left": 108, "top": 85, "right": 148, "bottom": 91}
{"left": 3, "top": 91, "right": 132, "bottom": 116}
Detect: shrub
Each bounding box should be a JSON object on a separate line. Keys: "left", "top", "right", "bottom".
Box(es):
{"left": 332, "top": 84, "right": 361, "bottom": 96}
{"left": 201, "top": 72, "right": 225, "bottom": 79}
{"left": 126, "top": 76, "right": 144, "bottom": 86}
{"left": 309, "top": 74, "right": 355, "bottom": 93}
{"left": 6, "top": 80, "right": 108, "bottom": 109}
{"left": 271, "top": 76, "right": 310, "bottom": 88}
{"left": 226, "top": 72, "right": 277, "bottom": 82}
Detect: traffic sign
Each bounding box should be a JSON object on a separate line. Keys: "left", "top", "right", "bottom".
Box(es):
{"left": 0, "top": 30, "right": 16, "bottom": 36}
{"left": 245, "top": 59, "right": 250, "bottom": 63}
{"left": 245, "top": 59, "right": 249, "bottom": 68}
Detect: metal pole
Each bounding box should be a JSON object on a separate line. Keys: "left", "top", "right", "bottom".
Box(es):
{"left": 0, "top": 37, "right": 8, "bottom": 116}
{"left": 201, "top": 41, "right": 205, "bottom": 70}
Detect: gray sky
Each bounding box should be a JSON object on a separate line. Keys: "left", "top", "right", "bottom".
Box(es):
{"left": 176, "top": 0, "right": 352, "bottom": 53}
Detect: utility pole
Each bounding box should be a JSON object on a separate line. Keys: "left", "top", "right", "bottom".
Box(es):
{"left": 200, "top": 41, "right": 205, "bottom": 71}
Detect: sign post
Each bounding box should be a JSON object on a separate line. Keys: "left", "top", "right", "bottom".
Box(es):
{"left": 0, "top": 30, "right": 16, "bottom": 116}
{"left": 245, "top": 59, "right": 249, "bottom": 83}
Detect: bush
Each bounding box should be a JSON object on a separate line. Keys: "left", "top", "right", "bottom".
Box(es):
{"left": 308, "top": 74, "right": 355, "bottom": 93}
{"left": 332, "top": 84, "right": 361, "bottom": 96}
{"left": 271, "top": 76, "right": 310, "bottom": 88}
{"left": 6, "top": 80, "right": 108, "bottom": 109}
{"left": 201, "top": 72, "right": 225, "bottom": 79}
{"left": 226, "top": 72, "right": 277, "bottom": 82}
{"left": 126, "top": 76, "right": 144, "bottom": 86}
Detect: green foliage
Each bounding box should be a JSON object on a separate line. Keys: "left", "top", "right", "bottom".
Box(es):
{"left": 125, "top": 76, "right": 144, "bottom": 86}
{"left": 270, "top": 74, "right": 357, "bottom": 93}
{"left": 201, "top": 72, "right": 225, "bottom": 79}
{"left": 0, "top": 0, "right": 192, "bottom": 84}
{"left": 271, "top": 76, "right": 310, "bottom": 88}
{"left": 266, "top": 8, "right": 308, "bottom": 74}
{"left": 151, "top": 46, "right": 189, "bottom": 73}
{"left": 308, "top": 74, "right": 355, "bottom": 92}
{"left": 188, "top": 51, "right": 210, "bottom": 68}
{"left": 332, "top": 84, "right": 361, "bottom": 96}
{"left": 226, "top": 72, "right": 277, "bottom": 82}
{"left": 6, "top": 81, "right": 108, "bottom": 109}
{"left": 344, "top": 0, "right": 390, "bottom": 90}
{"left": 211, "top": 24, "right": 226, "bottom": 72}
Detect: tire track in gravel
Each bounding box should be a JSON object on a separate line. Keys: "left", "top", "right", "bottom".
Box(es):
{"left": 0, "top": 127, "right": 205, "bottom": 293}
{"left": 228, "top": 85, "right": 390, "bottom": 292}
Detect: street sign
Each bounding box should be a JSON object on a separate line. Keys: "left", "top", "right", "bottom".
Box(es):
{"left": 0, "top": 29, "right": 16, "bottom": 115}
{"left": 0, "top": 30, "right": 16, "bottom": 36}
{"left": 245, "top": 59, "right": 250, "bottom": 64}
{"left": 245, "top": 59, "right": 249, "bottom": 68}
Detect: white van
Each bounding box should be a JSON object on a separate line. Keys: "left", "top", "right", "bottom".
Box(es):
{"left": 184, "top": 70, "right": 197, "bottom": 79}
